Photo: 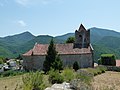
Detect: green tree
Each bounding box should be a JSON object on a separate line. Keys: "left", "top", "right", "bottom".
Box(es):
{"left": 43, "top": 39, "right": 63, "bottom": 73}
{"left": 100, "top": 54, "right": 116, "bottom": 66}
{"left": 66, "top": 37, "right": 75, "bottom": 43}
{"left": 73, "top": 61, "right": 79, "bottom": 71}
{"left": 52, "top": 55, "right": 63, "bottom": 71}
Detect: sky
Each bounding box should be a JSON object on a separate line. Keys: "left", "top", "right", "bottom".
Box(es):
{"left": 0, "top": 0, "right": 120, "bottom": 37}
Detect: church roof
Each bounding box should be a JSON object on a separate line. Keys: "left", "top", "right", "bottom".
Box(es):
{"left": 23, "top": 43, "right": 93, "bottom": 56}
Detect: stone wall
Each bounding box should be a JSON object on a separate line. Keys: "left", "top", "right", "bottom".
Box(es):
{"left": 60, "top": 54, "right": 93, "bottom": 68}
{"left": 23, "top": 53, "right": 93, "bottom": 71}
{"left": 22, "top": 55, "right": 45, "bottom": 71}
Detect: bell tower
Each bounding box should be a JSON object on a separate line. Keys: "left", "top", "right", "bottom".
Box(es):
{"left": 74, "top": 24, "right": 90, "bottom": 48}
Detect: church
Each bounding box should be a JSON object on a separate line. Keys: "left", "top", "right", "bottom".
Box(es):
{"left": 22, "top": 24, "right": 94, "bottom": 71}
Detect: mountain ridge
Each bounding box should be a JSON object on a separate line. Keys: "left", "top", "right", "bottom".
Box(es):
{"left": 0, "top": 27, "right": 120, "bottom": 62}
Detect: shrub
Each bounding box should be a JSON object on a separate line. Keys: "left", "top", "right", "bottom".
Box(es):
{"left": 62, "top": 68, "right": 75, "bottom": 82}
{"left": 70, "top": 79, "right": 93, "bottom": 90}
{"left": 86, "top": 68, "right": 98, "bottom": 76}
{"left": 96, "top": 65, "right": 107, "bottom": 73}
{"left": 76, "top": 70, "right": 93, "bottom": 85}
{"left": 22, "top": 71, "right": 46, "bottom": 90}
{"left": 70, "top": 70, "right": 93, "bottom": 90}
{"left": 106, "top": 66, "right": 120, "bottom": 72}
{"left": 85, "top": 66, "right": 107, "bottom": 76}
{"left": 48, "top": 69, "right": 64, "bottom": 84}
{"left": 73, "top": 61, "right": 79, "bottom": 71}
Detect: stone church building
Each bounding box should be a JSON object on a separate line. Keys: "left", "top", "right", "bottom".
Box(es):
{"left": 22, "top": 24, "right": 94, "bottom": 71}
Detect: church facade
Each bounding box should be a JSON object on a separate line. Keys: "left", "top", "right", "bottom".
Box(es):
{"left": 22, "top": 24, "right": 94, "bottom": 71}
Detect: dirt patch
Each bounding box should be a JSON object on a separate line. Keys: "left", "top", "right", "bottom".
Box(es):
{"left": 0, "top": 75, "right": 23, "bottom": 90}
{"left": 92, "top": 71, "right": 120, "bottom": 90}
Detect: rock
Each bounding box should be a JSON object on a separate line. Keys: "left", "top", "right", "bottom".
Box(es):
{"left": 45, "top": 82, "right": 73, "bottom": 90}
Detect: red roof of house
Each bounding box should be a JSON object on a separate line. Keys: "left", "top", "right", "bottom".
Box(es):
{"left": 23, "top": 43, "right": 93, "bottom": 56}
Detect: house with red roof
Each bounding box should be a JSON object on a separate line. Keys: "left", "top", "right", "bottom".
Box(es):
{"left": 22, "top": 24, "right": 94, "bottom": 71}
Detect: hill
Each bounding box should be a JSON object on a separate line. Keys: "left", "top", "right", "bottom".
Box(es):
{"left": 0, "top": 32, "right": 35, "bottom": 58}
{"left": 90, "top": 27, "right": 120, "bottom": 43}
{"left": 0, "top": 27, "right": 120, "bottom": 62}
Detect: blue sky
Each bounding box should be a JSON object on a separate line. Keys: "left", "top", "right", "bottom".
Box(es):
{"left": 0, "top": 0, "right": 120, "bottom": 37}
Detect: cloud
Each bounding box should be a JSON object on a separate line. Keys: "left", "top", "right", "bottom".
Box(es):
{"left": 15, "top": 0, "right": 29, "bottom": 6}
{"left": 15, "top": 0, "right": 63, "bottom": 6}
{"left": 18, "top": 20, "right": 27, "bottom": 27}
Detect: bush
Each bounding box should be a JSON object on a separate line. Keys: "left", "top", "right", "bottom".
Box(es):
{"left": 76, "top": 70, "right": 93, "bottom": 85}
{"left": 62, "top": 68, "right": 75, "bottom": 82}
{"left": 70, "top": 79, "right": 93, "bottom": 90}
{"left": 106, "top": 66, "right": 120, "bottom": 72}
{"left": 82, "top": 66, "right": 107, "bottom": 76}
{"left": 86, "top": 68, "right": 98, "bottom": 76}
{"left": 73, "top": 61, "right": 79, "bottom": 71}
{"left": 49, "top": 69, "right": 64, "bottom": 84}
{"left": 96, "top": 66, "right": 107, "bottom": 73}
{"left": 70, "top": 70, "right": 93, "bottom": 90}
{"left": 22, "top": 71, "right": 46, "bottom": 90}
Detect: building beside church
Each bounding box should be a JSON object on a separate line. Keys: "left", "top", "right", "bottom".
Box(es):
{"left": 22, "top": 24, "right": 94, "bottom": 71}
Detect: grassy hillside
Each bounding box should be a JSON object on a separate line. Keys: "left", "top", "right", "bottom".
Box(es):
{"left": 0, "top": 71, "right": 120, "bottom": 90}
{"left": 0, "top": 27, "right": 120, "bottom": 61}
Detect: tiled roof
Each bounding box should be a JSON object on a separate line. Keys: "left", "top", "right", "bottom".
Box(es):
{"left": 23, "top": 43, "right": 92, "bottom": 56}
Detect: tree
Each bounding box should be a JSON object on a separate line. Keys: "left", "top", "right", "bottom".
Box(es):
{"left": 73, "top": 61, "right": 79, "bottom": 71}
{"left": 52, "top": 55, "right": 63, "bottom": 71}
{"left": 66, "top": 37, "right": 75, "bottom": 43}
{"left": 100, "top": 54, "right": 116, "bottom": 66}
{"left": 43, "top": 39, "right": 63, "bottom": 73}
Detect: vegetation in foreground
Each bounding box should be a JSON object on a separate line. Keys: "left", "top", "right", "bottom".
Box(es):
{"left": 0, "top": 66, "right": 120, "bottom": 90}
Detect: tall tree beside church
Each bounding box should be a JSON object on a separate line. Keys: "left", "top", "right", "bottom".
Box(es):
{"left": 66, "top": 36, "right": 75, "bottom": 43}
{"left": 43, "top": 39, "right": 63, "bottom": 73}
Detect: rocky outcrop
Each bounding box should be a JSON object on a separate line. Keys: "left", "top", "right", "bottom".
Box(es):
{"left": 45, "top": 82, "right": 73, "bottom": 90}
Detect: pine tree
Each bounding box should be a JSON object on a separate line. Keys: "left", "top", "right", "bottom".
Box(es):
{"left": 73, "top": 61, "right": 79, "bottom": 71}
{"left": 52, "top": 55, "right": 63, "bottom": 71}
{"left": 43, "top": 39, "right": 57, "bottom": 73}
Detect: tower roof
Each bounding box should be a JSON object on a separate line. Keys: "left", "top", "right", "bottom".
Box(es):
{"left": 78, "top": 24, "right": 86, "bottom": 32}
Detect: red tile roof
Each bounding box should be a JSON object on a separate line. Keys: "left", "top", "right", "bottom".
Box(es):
{"left": 23, "top": 43, "right": 92, "bottom": 56}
